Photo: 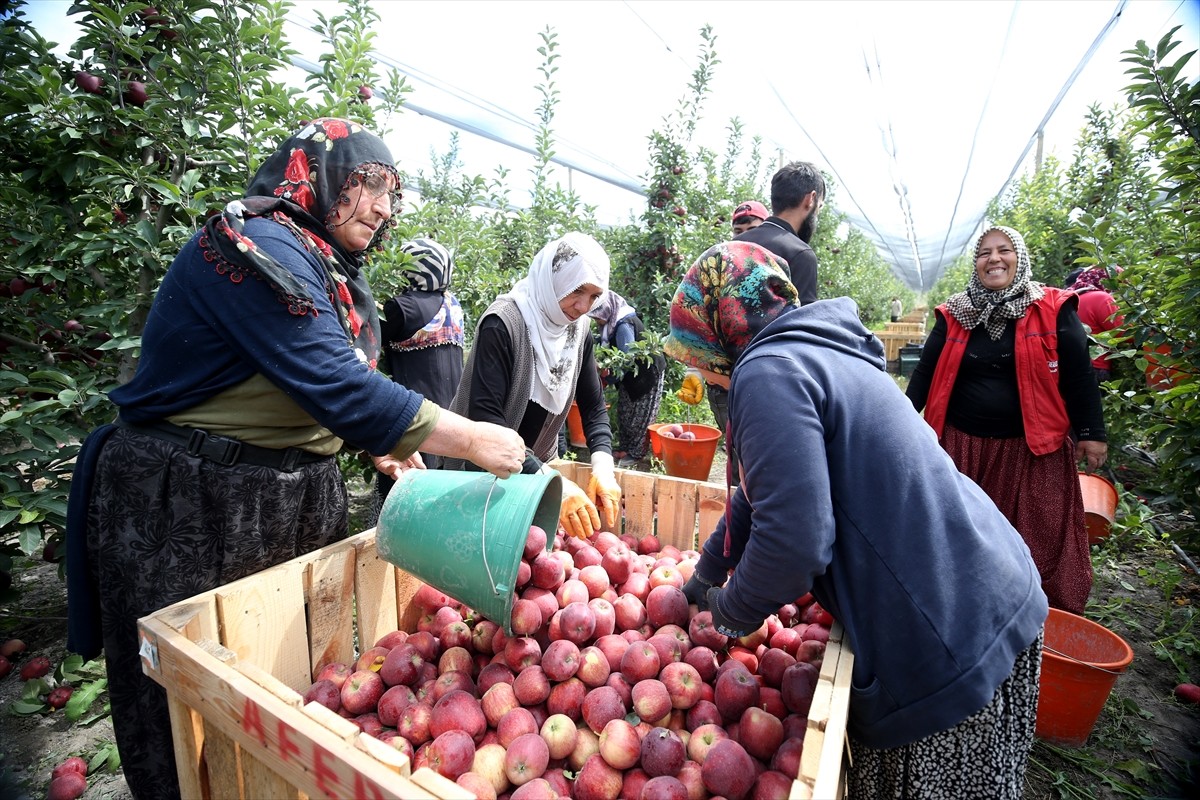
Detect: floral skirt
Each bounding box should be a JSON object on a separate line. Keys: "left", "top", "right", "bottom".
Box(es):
{"left": 617, "top": 371, "right": 664, "bottom": 460}
{"left": 86, "top": 429, "right": 347, "bottom": 800}
{"left": 849, "top": 630, "right": 1043, "bottom": 799}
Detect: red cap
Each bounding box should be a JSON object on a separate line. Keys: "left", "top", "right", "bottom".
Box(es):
{"left": 732, "top": 200, "right": 768, "bottom": 223}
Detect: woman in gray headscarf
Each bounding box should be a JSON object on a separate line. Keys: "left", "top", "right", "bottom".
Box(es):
{"left": 906, "top": 225, "right": 1107, "bottom": 614}
{"left": 588, "top": 289, "right": 665, "bottom": 466}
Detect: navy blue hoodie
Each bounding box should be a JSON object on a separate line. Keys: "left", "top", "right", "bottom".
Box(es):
{"left": 698, "top": 297, "right": 1047, "bottom": 749}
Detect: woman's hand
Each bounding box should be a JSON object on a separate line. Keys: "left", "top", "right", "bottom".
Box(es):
{"left": 1076, "top": 440, "right": 1108, "bottom": 474}
{"left": 560, "top": 478, "right": 602, "bottom": 540}
{"left": 466, "top": 421, "right": 529, "bottom": 479}
{"left": 372, "top": 452, "right": 424, "bottom": 479}
{"left": 586, "top": 452, "right": 622, "bottom": 529}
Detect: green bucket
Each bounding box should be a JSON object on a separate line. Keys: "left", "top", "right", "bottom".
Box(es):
{"left": 376, "top": 470, "right": 562, "bottom": 634}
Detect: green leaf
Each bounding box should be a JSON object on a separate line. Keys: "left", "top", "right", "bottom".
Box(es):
{"left": 9, "top": 699, "right": 48, "bottom": 715}
{"left": 65, "top": 678, "right": 107, "bottom": 722}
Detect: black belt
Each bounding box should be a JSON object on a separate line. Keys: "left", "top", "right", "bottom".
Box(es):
{"left": 116, "top": 418, "right": 331, "bottom": 473}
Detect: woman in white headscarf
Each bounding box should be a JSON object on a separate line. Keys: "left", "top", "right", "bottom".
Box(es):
{"left": 446, "top": 232, "right": 621, "bottom": 539}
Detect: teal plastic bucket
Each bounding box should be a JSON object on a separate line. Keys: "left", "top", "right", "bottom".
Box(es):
{"left": 376, "top": 470, "right": 562, "bottom": 634}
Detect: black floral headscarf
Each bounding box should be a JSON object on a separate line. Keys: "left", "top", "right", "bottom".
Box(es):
{"left": 944, "top": 225, "right": 1044, "bottom": 341}
{"left": 198, "top": 118, "right": 401, "bottom": 367}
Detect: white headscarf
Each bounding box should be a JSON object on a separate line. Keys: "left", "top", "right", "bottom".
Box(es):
{"left": 504, "top": 232, "right": 610, "bottom": 415}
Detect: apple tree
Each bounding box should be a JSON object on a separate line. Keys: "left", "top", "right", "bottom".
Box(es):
{"left": 0, "top": 0, "right": 404, "bottom": 585}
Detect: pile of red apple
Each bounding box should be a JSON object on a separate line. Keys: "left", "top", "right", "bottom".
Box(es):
{"left": 303, "top": 526, "right": 835, "bottom": 800}
{"left": 657, "top": 424, "right": 695, "bottom": 441}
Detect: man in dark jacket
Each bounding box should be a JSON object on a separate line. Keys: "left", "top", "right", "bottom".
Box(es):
{"left": 734, "top": 160, "right": 825, "bottom": 305}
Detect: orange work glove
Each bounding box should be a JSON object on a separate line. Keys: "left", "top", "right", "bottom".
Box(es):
{"left": 676, "top": 370, "right": 705, "bottom": 405}
{"left": 559, "top": 478, "right": 601, "bottom": 540}
{"left": 586, "top": 452, "right": 621, "bottom": 529}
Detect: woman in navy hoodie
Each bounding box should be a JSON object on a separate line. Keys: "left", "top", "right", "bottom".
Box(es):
{"left": 666, "top": 241, "right": 1047, "bottom": 799}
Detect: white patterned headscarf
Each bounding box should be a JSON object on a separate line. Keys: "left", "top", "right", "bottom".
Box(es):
{"left": 504, "top": 232, "right": 611, "bottom": 415}
{"left": 587, "top": 289, "right": 637, "bottom": 345}
{"left": 944, "top": 225, "right": 1044, "bottom": 341}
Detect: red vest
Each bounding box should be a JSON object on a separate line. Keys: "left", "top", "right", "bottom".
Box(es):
{"left": 925, "top": 289, "right": 1074, "bottom": 456}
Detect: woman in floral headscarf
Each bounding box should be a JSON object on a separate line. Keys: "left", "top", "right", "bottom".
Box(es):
{"left": 906, "top": 225, "right": 1107, "bottom": 614}
{"left": 66, "top": 120, "right": 526, "bottom": 800}
{"left": 667, "top": 240, "right": 1047, "bottom": 800}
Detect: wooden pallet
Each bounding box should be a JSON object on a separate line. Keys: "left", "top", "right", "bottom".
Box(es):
{"left": 138, "top": 465, "right": 851, "bottom": 799}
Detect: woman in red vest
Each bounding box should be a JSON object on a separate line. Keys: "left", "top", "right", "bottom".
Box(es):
{"left": 906, "top": 226, "right": 1107, "bottom": 614}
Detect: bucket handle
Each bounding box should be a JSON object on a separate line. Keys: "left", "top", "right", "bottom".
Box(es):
{"left": 480, "top": 477, "right": 502, "bottom": 597}
{"left": 1042, "top": 644, "right": 1127, "bottom": 675}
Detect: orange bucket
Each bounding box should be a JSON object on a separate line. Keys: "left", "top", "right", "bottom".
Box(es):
{"left": 1078, "top": 472, "right": 1118, "bottom": 545}
{"left": 647, "top": 423, "right": 667, "bottom": 459}
{"left": 566, "top": 401, "right": 609, "bottom": 448}
{"left": 659, "top": 423, "right": 721, "bottom": 482}
{"left": 1143, "top": 343, "right": 1184, "bottom": 390}
{"left": 1036, "top": 608, "right": 1134, "bottom": 747}
{"left": 566, "top": 401, "right": 587, "bottom": 448}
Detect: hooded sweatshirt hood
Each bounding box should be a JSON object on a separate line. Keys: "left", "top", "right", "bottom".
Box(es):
{"left": 739, "top": 296, "right": 886, "bottom": 374}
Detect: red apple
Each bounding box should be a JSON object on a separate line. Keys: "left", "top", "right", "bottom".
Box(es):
{"left": 504, "top": 636, "right": 542, "bottom": 671}
{"left": 769, "top": 626, "right": 803, "bottom": 655}
{"left": 780, "top": 662, "right": 820, "bottom": 717}
{"left": 757, "top": 648, "right": 796, "bottom": 688}
{"left": 540, "top": 712, "right": 578, "bottom": 760}
{"left": 431, "top": 689, "right": 487, "bottom": 743}
{"left": 686, "top": 722, "right": 728, "bottom": 762}
{"left": 576, "top": 645, "right": 612, "bottom": 688}
{"left": 340, "top": 670, "right": 384, "bottom": 716}
{"left": 560, "top": 601, "right": 597, "bottom": 644}
{"left": 700, "top": 738, "right": 756, "bottom": 800}
{"left": 685, "top": 700, "right": 722, "bottom": 733}
{"left": 648, "top": 565, "right": 684, "bottom": 590}
{"left": 543, "top": 767, "right": 573, "bottom": 798}
{"left": 557, "top": 578, "right": 591, "bottom": 608}
{"left": 642, "top": 775, "right": 688, "bottom": 800}
{"left": 599, "top": 718, "right": 641, "bottom": 769}
{"left": 513, "top": 665, "right": 551, "bottom": 707}
{"left": 123, "top": 80, "right": 148, "bottom": 107}
{"left": 46, "top": 772, "right": 87, "bottom": 800}
{"left": 727, "top": 645, "right": 759, "bottom": 674}
{"left": 19, "top": 655, "right": 51, "bottom": 681}
{"left": 303, "top": 679, "right": 342, "bottom": 713}
{"left": 47, "top": 685, "right": 74, "bottom": 709}
{"left": 541, "top": 639, "right": 581, "bottom": 682}
{"left": 498, "top": 706, "right": 539, "bottom": 748}
{"left": 607, "top": 672, "right": 634, "bottom": 709}
{"left": 1175, "top": 683, "right": 1200, "bottom": 704}
{"left": 578, "top": 565, "right": 611, "bottom": 599}
{"left": 620, "top": 641, "right": 660, "bottom": 683}
{"left": 456, "top": 771, "right": 497, "bottom": 800}
{"left": 659, "top": 662, "right": 703, "bottom": 710}
{"left": 471, "top": 742, "right": 510, "bottom": 796}
{"left": 646, "top": 585, "right": 689, "bottom": 630}
{"left": 770, "top": 737, "right": 805, "bottom": 779}
{"left": 734, "top": 621, "right": 769, "bottom": 651}
{"left": 379, "top": 643, "right": 424, "bottom": 687}
{"left": 576, "top": 752, "right": 623, "bottom": 800}
{"left": 522, "top": 587, "right": 560, "bottom": 629}
{"left": 397, "top": 701, "right": 433, "bottom": 746}
{"left": 407, "top": 630, "right": 440, "bottom": 662}
{"left": 601, "top": 544, "right": 634, "bottom": 584}
{"left": 569, "top": 726, "right": 602, "bottom": 772}
{"left": 646, "top": 633, "right": 682, "bottom": 669}
{"left": 619, "top": 572, "right": 652, "bottom": 603}
{"left": 582, "top": 685, "right": 626, "bottom": 734}
{"left": 661, "top": 424, "right": 684, "bottom": 438}
{"left": 714, "top": 667, "right": 760, "bottom": 725}
{"left": 481, "top": 681, "right": 519, "bottom": 728}
{"left": 427, "top": 729, "right": 475, "bottom": 780}
{"left": 631, "top": 679, "right": 672, "bottom": 723}
{"left": 738, "top": 706, "right": 784, "bottom": 761}
{"left": 547, "top": 676, "right": 587, "bottom": 721}
{"left": 614, "top": 594, "right": 647, "bottom": 632}
{"left": 524, "top": 524, "right": 549, "bottom": 559}
{"left": 620, "top": 767, "right": 651, "bottom": 800}
{"left": 510, "top": 598, "right": 543, "bottom": 636}
{"left": 355, "top": 645, "right": 390, "bottom": 673}
{"left": 589, "top": 598, "right": 617, "bottom": 639}
{"left": 752, "top": 769, "right": 793, "bottom": 800}
{"left": 505, "top": 731, "right": 550, "bottom": 786}
{"left": 640, "top": 727, "right": 685, "bottom": 778}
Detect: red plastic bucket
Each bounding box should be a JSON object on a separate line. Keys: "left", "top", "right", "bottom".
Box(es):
{"left": 566, "top": 401, "right": 609, "bottom": 448}
{"left": 1078, "top": 472, "right": 1118, "bottom": 545}
{"left": 659, "top": 424, "right": 721, "bottom": 482}
{"left": 1036, "top": 608, "right": 1134, "bottom": 746}
{"left": 647, "top": 423, "right": 666, "bottom": 459}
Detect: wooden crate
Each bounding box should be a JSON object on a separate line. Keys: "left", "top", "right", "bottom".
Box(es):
{"left": 137, "top": 465, "right": 851, "bottom": 799}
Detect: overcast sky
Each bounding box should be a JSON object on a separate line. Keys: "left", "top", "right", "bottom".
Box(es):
{"left": 26, "top": 0, "right": 1200, "bottom": 289}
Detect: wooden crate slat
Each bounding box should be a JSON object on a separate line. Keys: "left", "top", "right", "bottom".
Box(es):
{"left": 621, "top": 470, "right": 658, "bottom": 540}
{"left": 410, "top": 767, "right": 475, "bottom": 799}
{"left": 167, "top": 696, "right": 208, "bottom": 799}
{"left": 241, "top": 746, "right": 302, "bottom": 800}
{"left": 354, "top": 538, "right": 399, "bottom": 653}
{"left": 696, "top": 483, "right": 728, "bottom": 549}
{"left": 203, "top": 721, "right": 245, "bottom": 799}
{"left": 654, "top": 474, "right": 700, "bottom": 552}
{"left": 394, "top": 566, "right": 426, "bottom": 635}
{"left": 812, "top": 643, "right": 855, "bottom": 800}
{"left": 215, "top": 559, "right": 309, "bottom": 692}
{"left": 141, "top": 617, "right": 435, "bottom": 799}
{"left": 305, "top": 543, "right": 356, "bottom": 679}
